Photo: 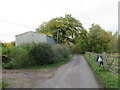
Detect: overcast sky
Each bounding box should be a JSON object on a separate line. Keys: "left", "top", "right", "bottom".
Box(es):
{"left": 0, "top": 0, "right": 118, "bottom": 42}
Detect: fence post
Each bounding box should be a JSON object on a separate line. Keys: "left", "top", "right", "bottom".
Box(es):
{"left": 102, "top": 54, "right": 109, "bottom": 71}
{"left": 107, "top": 59, "right": 115, "bottom": 71}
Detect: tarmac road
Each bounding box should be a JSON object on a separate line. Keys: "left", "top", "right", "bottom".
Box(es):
{"left": 35, "top": 55, "right": 100, "bottom": 88}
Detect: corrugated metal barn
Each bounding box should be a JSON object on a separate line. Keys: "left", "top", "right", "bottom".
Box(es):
{"left": 15, "top": 31, "right": 56, "bottom": 46}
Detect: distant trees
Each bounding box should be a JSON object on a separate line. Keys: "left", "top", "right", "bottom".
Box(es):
{"left": 109, "top": 31, "right": 118, "bottom": 53}
{"left": 88, "top": 24, "right": 113, "bottom": 53}
{"left": 1, "top": 41, "right": 15, "bottom": 48}
{"left": 118, "top": 35, "right": 120, "bottom": 53}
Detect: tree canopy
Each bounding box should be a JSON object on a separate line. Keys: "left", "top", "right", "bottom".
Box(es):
{"left": 36, "top": 14, "right": 117, "bottom": 53}
{"left": 109, "top": 31, "right": 118, "bottom": 53}
{"left": 88, "top": 24, "right": 113, "bottom": 53}
{"left": 36, "top": 14, "right": 87, "bottom": 44}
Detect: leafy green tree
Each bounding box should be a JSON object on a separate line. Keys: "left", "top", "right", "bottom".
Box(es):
{"left": 75, "top": 29, "right": 89, "bottom": 53}
{"left": 36, "top": 14, "right": 86, "bottom": 44}
{"left": 88, "top": 24, "right": 113, "bottom": 53}
{"left": 36, "top": 22, "right": 48, "bottom": 34}
{"left": 118, "top": 34, "right": 120, "bottom": 53}
{"left": 109, "top": 31, "right": 118, "bottom": 53}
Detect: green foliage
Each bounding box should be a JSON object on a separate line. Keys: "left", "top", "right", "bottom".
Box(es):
{"left": 37, "top": 20, "right": 118, "bottom": 54}
{"left": 28, "top": 43, "right": 71, "bottom": 65}
{"left": 36, "top": 14, "right": 86, "bottom": 44}
{"left": 70, "top": 44, "right": 81, "bottom": 54}
{"left": 37, "top": 15, "right": 117, "bottom": 53}
{"left": 28, "top": 43, "right": 55, "bottom": 65}
{"left": 2, "top": 45, "right": 34, "bottom": 68}
{"left": 108, "top": 31, "right": 118, "bottom": 53}
{"left": 0, "top": 79, "right": 8, "bottom": 88}
{"left": 2, "top": 42, "right": 71, "bottom": 69}
{"left": 11, "top": 41, "right": 15, "bottom": 46}
{"left": 75, "top": 41, "right": 87, "bottom": 54}
{"left": 98, "top": 72, "right": 118, "bottom": 88}
{"left": 1, "top": 80, "right": 8, "bottom": 88}
{"left": 2, "top": 46, "right": 21, "bottom": 63}
{"left": 69, "top": 40, "right": 88, "bottom": 54}
{"left": 118, "top": 35, "right": 120, "bottom": 53}
{"left": 52, "top": 44, "right": 71, "bottom": 63}
{"left": 3, "top": 46, "right": 18, "bottom": 57}
{"left": 1, "top": 41, "right": 15, "bottom": 48}
{"left": 3, "top": 62, "right": 14, "bottom": 69}
{"left": 88, "top": 24, "right": 113, "bottom": 53}
{"left": 84, "top": 54, "right": 118, "bottom": 88}
{"left": 26, "top": 55, "right": 72, "bottom": 69}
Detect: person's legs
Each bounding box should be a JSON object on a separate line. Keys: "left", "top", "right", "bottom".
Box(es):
{"left": 100, "top": 61, "right": 103, "bottom": 66}
{"left": 96, "top": 61, "right": 100, "bottom": 67}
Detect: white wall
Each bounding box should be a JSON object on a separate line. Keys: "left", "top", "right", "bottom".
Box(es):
{"left": 15, "top": 31, "right": 55, "bottom": 46}
{"left": 46, "top": 35, "right": 56, "bottom": 45}
{"left": 31, "top": 32, "right": 47, "bottom": 43}
{"left": 16, "top": 31, "right": 32, "bottom": 46}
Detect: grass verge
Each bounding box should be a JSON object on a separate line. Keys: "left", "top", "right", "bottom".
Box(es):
{"left": 0, "top": 79, "right": 8, "bottom": 89}
{"left": 2, "top": 81, "right": 8, "bottom": 88}
{"left": 83, "top": 54, "right": 119, "bottom": 88}
{"left": 110, "top": 54, "right": 120, "bottom": 57}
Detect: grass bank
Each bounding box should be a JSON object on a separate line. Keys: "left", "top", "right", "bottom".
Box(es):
{"left": 83, "top": 54, "right": 119, "bottom": 88}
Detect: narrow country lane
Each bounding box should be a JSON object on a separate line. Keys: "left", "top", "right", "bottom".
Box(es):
{"left": 34, "top": 55, "right": 100, "bottom": 88}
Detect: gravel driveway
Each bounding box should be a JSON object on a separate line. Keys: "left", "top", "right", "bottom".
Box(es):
{"left": 3, "top": 67, "right": 58, "bottom": 88}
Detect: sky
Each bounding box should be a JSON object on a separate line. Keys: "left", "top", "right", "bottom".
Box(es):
{"left": 0, "top": 0, "right": 119, "bottom": 42}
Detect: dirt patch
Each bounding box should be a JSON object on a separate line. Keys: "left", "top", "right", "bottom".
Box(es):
{"left": 2, "top": 67, "right": 59, "bottom": 88}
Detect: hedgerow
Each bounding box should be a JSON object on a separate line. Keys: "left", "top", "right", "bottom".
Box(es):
{"left": 2, "top": 42, "right": 71, "bottom": 69}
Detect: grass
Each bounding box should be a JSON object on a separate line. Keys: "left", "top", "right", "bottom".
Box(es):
{"left": 98, "top": 72, "right": 118, "bottom": 88}
{"left": 2, "top": 81, "right": 8, "bottom": 88}
{"left": 0, "top": 79, "right": 8, "bottom": 89}
{"left": 23, "top": 55, "right": 73, "bottom": 69}
{"left": 110, "top": 54, "right": 120, "bottom": 57}
{"left": 83, "top": 54, "right": 119, "bottom": 88}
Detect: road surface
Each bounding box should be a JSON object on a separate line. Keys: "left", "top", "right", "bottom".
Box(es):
{"left": 35, "top": 55, "right": 100, "bottom": 88}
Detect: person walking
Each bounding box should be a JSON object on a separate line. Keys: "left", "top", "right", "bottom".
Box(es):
{"left": 96, "top": 54, "right": 104, "bottom": 67}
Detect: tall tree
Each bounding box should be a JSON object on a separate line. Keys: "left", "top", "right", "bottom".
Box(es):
{"left": 88, "top": 24, "right": 113, "bottom": 53}
{"left": 36, "top": 14, "right": 86, "bottom": 44}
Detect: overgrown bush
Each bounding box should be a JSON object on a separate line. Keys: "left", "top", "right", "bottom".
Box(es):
{"left": 2, "top": 42, "right": 71, "bottom": 69}
{"left": 28, "top": 43, "right": 55, "bottom": 65}
{"left": 2, "top": 45, "right": 35, "bottom": 68}
{"left": 52, "top": 44, "right": 71, "bottom": 63}
{"left": 3, "top": 62, "right": 14, "bottom": 69}
{"left": 2, "top": 46, "right": 19, "bottom": 63}
{"left": 28, "top": 43, "right": 71, "bottom": 65}
{"left": 69, "top": 43, "right": 85, "bottom": 54}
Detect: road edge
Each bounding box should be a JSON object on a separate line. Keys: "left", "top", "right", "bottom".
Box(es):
{"left": 82, "top": 55, "right": 104, "bottom": 88}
